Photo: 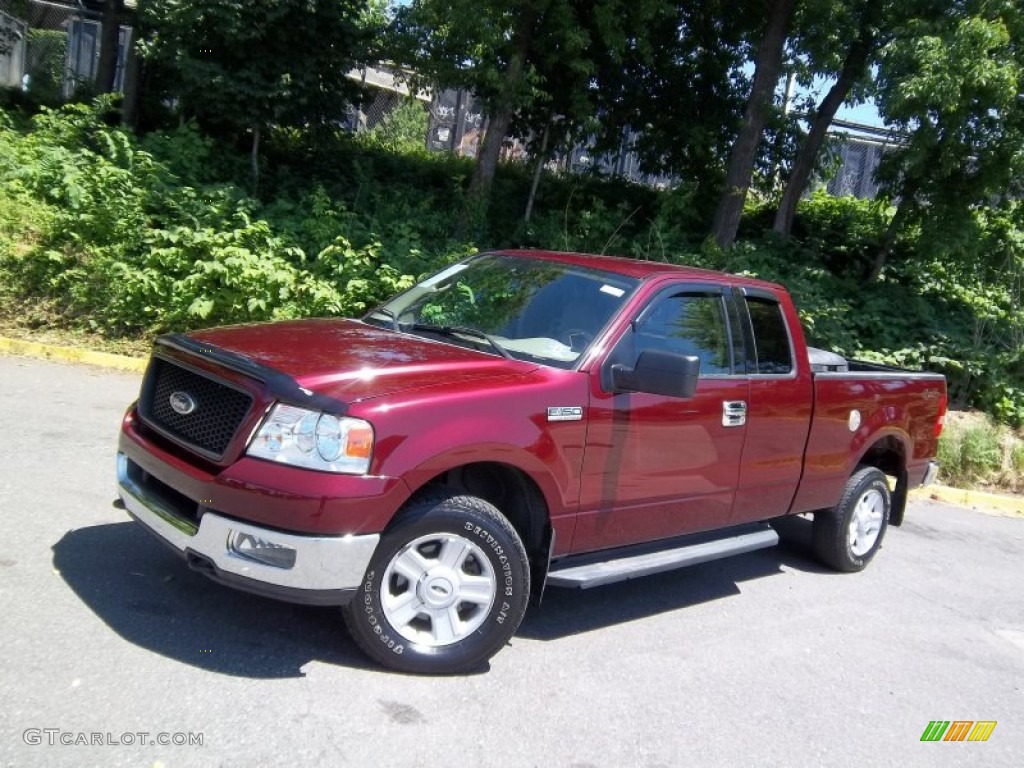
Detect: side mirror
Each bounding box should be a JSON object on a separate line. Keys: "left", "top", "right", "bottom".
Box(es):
{"left": 611, "top": 350, "right": 700, "bottom": 399}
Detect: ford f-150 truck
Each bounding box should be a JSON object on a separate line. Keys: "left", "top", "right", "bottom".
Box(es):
{"left": 117, "top": 250, "right": 947, "bottom": 673}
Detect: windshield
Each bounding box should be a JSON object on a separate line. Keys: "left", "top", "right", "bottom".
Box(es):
{"left": 365, "top": 253, "right": 640, "bottom": 368}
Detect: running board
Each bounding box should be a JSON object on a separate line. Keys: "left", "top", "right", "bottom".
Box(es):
{"left": 546, "top": 524, "right": 779, "bottom": 589}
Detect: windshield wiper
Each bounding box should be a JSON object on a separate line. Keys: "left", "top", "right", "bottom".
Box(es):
{"left": 366, "top": 307, "right": 399, "bottom": 330}
{"left": 406, "top": 323, "right": 513, "bottom": 359}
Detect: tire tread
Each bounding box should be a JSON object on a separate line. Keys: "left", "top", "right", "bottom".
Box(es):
{"left": 343, "top": 491, "right": 529, "bottom": 674}
{"left": 813, "top": 466, "right": 890, "bottom": 573}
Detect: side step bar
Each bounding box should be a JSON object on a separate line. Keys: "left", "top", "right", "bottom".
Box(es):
{"left": 546, "top": 524, "right": 779, "bottom": 589}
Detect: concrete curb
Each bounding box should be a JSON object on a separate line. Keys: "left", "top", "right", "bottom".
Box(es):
{"left": 0, "top": 335, "right": 147, "bottom": 373}
{"left": 910, "top": 485, "right": 1024, "bottom": 518}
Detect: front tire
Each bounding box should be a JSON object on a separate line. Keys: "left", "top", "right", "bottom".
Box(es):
{"left": 344, "top": 493, "right": 530, "bottom": 674}
{"left": 813, "top": 466, "right": 890, "bottom": 572}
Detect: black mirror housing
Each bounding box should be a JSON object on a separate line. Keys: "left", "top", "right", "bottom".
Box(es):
{"left": 611, "top": 350, "right": 700, "bottom": 399}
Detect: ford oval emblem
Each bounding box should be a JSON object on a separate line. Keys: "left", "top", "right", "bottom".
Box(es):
{"left": 169, "top": 391, "right": 197, "bottom": 416}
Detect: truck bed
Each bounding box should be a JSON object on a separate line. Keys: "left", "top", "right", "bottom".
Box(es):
{"left": 790, "top": 356, "right": 946, "bottom": 515}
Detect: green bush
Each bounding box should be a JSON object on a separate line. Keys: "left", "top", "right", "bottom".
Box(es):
{"left": 0, "top": 100, "right": 420, "bottom": 335}
{"left": 357, "top": 98, "right": 429, "bottom": 156}
{"left": 788, "top": 192, "right": 899, "bottom": 278}
{"left": 937, "top": 422, "right": 1004, "bottom": 487}
{"left": 1011, "top": 442, "right": 1024, "bottom": 474}
{"left": 24, "top": 29, "right": 67, "bottom": 107}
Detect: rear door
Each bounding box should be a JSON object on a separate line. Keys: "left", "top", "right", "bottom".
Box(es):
{"left": 573, "top": 282, "right": 750, "bottom": 553}
{"left": 730, "top": 288, "right": 813, "bottom": 523}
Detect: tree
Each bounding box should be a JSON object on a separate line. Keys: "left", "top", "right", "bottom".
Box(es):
{"left": 393, "top": 0, "right": 538, "bottom": 210}
{"left": 589, "top": 0, "right": 756, "bottom": 197}
{"left": 140, "top": 0, "right": 378, "bottom": 187}
{"left": 869, "top": 0, "right": 1024, "bottom": 281}
{"left": 772, "top": 0, "right": 886, "bottom": 235}
{"left": 95, "top": 0, "right": 124, "bottom": 94}
{"left": 394, "top": 0, "right": 666, "bottom": 222}
{"left": 709, "top": 0, "right": 798, "bottom": 249}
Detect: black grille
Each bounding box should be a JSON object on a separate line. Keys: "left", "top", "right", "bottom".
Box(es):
{"left": 141, "top": 358, "right": 253, "bottom": 458}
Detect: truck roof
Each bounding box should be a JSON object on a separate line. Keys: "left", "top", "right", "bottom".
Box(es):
{"left": 494, "top": 249, "right": 784, "bottom": 292}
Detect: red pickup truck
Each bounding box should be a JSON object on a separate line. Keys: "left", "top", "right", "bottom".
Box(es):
{"left": 117, "top": 250, "right": 946, "bottom": 673}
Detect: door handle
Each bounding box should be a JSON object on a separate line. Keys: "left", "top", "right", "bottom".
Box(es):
{"left": 722, "top": 401, "right": 747, "bottom": 427}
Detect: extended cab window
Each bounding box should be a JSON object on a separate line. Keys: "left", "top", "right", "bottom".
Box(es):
{"left": 745, "top": 297, "right": 793, "bottom": 374}
{"left": 633, "top": 293, "right": 732, "bottom": 375}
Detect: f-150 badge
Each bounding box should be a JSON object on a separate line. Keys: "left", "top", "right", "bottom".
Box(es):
{"left": 547, "top": 406, "right": 583, "bottom": 422}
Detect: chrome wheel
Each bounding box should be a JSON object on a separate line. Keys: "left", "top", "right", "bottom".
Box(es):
{"left": 381, "top": 532, "right": 497, "bottom": 647}
{"left": 848, "top": 488, "right": 885, "bottom": 557}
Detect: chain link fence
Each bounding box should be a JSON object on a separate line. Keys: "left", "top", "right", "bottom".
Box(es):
{"left": 345, "top": 65, "right": 428, "bottom": 134}
{"left": 0, "top": 0, "right": 130, "bottom": 104}
{"left": 823, "top": 121, "right": 905, "bottom": 200}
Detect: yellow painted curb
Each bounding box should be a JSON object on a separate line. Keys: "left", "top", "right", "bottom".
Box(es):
{"left": 0, "top": 335, "right": 147, "bottom": 373}
{"left": 911, "top": 485, "right": 1024, "bottom": 518}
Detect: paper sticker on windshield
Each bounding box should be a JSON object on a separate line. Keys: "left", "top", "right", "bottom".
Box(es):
{"left": 600, "top": 285, "right": 625, "bottom": 297}
{"left": 547, "top": 406, "right": 583, "bottom": 422}
{"left": 421, "top": 263, "right": 470, "bottom": 288}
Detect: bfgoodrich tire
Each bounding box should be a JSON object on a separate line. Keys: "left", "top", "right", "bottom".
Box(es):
{"left": 344, "top": 493, "right": 530, "bottom": 674}
{"left": 813, "top": 466, "right": 890, "bottom": 573}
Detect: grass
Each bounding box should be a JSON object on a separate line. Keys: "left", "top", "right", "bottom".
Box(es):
{"left": 0, "top": 300, "right": 151, "bottom": 357}
{"left": 938, "top": 412, "right": 1024, "bottom": 494}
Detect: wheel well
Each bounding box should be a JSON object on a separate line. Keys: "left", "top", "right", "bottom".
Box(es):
{"left": 858, "top": 436, "right": 905, "bottom": 477}
{"left": 407, "top": 462, "right": 552, "bottom": 562}
{"left": 857, "top": 436, "right": 909, "bottom": 526}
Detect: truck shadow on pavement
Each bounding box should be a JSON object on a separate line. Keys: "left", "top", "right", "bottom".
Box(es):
{"left": 519, "top": 520, "right": 829, "bottom": 640}
{"left": 52, "top": 517, "right": 378, "bottom": 679}
{"left": 53, "top": 512, "right": 828, "bottom": 677}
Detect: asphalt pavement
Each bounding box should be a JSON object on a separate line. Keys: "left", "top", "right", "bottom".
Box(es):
{"left": 1, "top": 354, "right": 1021, "bottom": 767}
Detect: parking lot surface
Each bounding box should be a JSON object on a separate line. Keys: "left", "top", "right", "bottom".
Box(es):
{"left": 1, "top": 354, "right": 1021, "bottom": 767}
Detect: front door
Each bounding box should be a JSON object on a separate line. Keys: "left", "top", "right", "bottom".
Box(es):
{"left": 573, "top": 285, "right": 749, "bottom": 553}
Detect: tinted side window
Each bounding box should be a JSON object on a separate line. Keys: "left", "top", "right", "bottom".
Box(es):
{"left": 635, "top": 294, "right": 731, "bottom": 375}
{"left": 746, "top": 297, "right": 793, "bottom": 374}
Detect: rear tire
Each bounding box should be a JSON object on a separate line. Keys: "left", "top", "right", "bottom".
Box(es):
{"left": 344, "top": 492, "right": 530, "bottom": 674}
{"left": 813, "top": 466, "right": 890, "bottom": 572}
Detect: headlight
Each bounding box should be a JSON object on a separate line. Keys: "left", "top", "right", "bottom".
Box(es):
{"left": 247, "top": 404, "right": 373, "bottom": 474}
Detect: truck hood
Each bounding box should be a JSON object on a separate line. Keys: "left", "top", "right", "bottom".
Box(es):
{"left": 188, "top": 318, "right": 536, "bottom": 402}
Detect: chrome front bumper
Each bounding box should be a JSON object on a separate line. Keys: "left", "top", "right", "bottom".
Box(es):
{"left": 116, "top": 453, "right": 379, "bottom": 605}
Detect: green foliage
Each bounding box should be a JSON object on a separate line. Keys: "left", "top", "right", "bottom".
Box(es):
{"left": 787, "top": 191, "right": 896, "bottom": 278}
{"left": 1, "top": 97, "right": 1023, "bottom": 433}
{"left": 874, "top": 0, "right": 1024, "bottom": 245}
{"left": 357, "top": 98, "right": 429, "bottom": 155}
{"left": 937, "top": 420, "right": 1004, "bottom": 487}
{"left": 23, "top": 29, "right": 68, "bottom": 107}
{"left": 0, "top": 99, "right": 419, "bottom": 335}
{"left": 139, "top": 0, "right": 375, "bottom": 137}
{"left": 1012, "top": 442, "right": 1024, "bottom": 475}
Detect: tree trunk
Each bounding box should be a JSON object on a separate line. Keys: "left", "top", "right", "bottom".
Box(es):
{"left": 869, "top": 124, "right": 953, "bottom": 282}
{"left": 467, "top": 102, "right": 516, "bottom": 201}
{"left": 121, "top": 28, "right": 142, "bottom": 128}
{"left": 773, "top": 29, "right": 877, "bottom": 235}
{"left": 457, "top": 12, "right": 535, "bottom": 239}
{"left": 867, "top": 190, "right": 913, "bottom": 283}
{"left": 95, "top": 0, "right": 124, "bottom": 94}
{"left": 524, "top": 121, "right": 551, "bottom": 223}
{"left": 709, "top": 0, "right": 797, "bottom": 250}
{"left": 251, "top": 126, "right": 261, "bottom": 193}
{"left": 465, "top": 39, "right": 527, "bottom": 204}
